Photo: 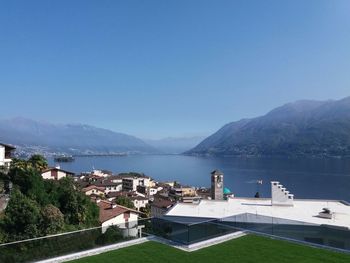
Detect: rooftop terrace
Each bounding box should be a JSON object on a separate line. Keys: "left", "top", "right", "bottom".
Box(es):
{"left": 167, "top": 198, "right": 350, "bottom": 229}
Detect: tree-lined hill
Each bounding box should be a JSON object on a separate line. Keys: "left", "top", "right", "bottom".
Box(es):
{"left": 186, "top": 97, "right": 350, "bottom": 157}
{"left": 0, "top": 118, "right": 158, "bottom": 156}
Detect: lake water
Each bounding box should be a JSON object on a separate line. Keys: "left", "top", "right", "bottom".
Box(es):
{"left": 49, "top": 155, "right": 350, "bottom": 202}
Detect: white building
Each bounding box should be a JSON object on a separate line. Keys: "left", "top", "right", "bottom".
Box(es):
{"left": 82, "top": 185, "right": 105, "bottom": 196}
{"left": 0, "top": 143, "right": 15, "bottom": 168}
{"left": 169, "top": 186, "right": 196, "bottom": 198}
{"left": 41, "top": 167, "right": 75, "bottom": 180}
{"left": 93, "top": 178, "right": 122, "bottom": 194}
{"left": 166, "top": 181, "right": 350, "bottom": 230}
{"left": 91, "top": 169, "right": 112, "bottom": 178}
{"left": 122, "top": 176, "right": 153, "bottom": 192}
{"left": 149, "top": 186, "right": 163, "bottom": 196}
{"left": 98, "top": 200, "right": 141, "bottom": 237}
{"left": 130, "top": 196, "right": 149, "bottom": 211}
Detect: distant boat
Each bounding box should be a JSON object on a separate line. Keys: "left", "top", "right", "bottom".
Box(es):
{"left": 54, "top": 155, "right": 75, "bottom": 162}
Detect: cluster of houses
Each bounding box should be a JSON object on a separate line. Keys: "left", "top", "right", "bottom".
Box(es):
{"left": 40, "top": 167, "right": 213, "bottom": 236}
{"left": 1, "top": 142, "right": 229, "bottom": 238}
{"left": 5, "top": 141, "right": 350, "bottom": 251}
{"left": 36, "top": 164, "right": 214, "bottom": 236}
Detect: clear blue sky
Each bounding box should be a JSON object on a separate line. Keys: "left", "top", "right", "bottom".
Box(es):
{"left": 1, "top": 0, "right": 350, "bottom": 139}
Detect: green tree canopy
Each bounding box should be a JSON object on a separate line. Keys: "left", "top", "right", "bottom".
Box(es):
{"left": 2, "top": 189, "right": 42, "bottom": 240}
{"left": 115, "top": 196, "right": 135, "bottom": 209}
{"left": 28, "top": 155, "right": 48, "bottom": 171}
{"left": 0, "top": 155, "right": 99, "bottom": 242}
{"left": 40, "top": 204, "right": 65, "bottom": 235}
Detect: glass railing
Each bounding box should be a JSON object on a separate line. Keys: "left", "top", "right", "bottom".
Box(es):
{"left": 0, "top": 218, "right": 152, "bottom": 263}
{"left": 151, "top": 214, "right": 350, "bottom": 251}
{"left": 151, "top": 217, "right": 239, "bottom": 245}
{"left": 220, "top": 213, "right": 350, "bottom": 251}
{"left": 1, "top": 214, "right": 349, "bottom": 262}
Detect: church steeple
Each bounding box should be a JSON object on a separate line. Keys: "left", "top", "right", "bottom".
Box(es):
{"left": 211, "top": 169, "right": 224, "bottom": 200}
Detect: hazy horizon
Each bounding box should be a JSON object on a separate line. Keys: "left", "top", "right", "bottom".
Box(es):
{"left": 2, "top": 95, "right": 349, "bottom": 141}
{"left": 1, "top": 1, "right": 350, "bottom": 139}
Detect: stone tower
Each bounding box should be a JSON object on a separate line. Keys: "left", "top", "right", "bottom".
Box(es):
{"left": 211, "top": 169, "right": 224, "bottom": 200}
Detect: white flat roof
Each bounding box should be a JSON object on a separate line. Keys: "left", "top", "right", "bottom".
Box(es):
{"left": 166, "top": 198, "right": 350, "bottom": 229}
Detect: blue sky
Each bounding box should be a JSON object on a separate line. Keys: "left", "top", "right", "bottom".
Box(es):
{"left": 1, "top": 0, "right": 350, "bottom": 139}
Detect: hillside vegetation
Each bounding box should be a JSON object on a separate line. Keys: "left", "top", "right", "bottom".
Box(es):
{"left": 187, "top": 97, "right": 350, "bottom": 157}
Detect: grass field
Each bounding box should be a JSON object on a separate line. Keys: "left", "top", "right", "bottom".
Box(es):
{"left": 69, "top": 235, "right": 350, "bottom": 263}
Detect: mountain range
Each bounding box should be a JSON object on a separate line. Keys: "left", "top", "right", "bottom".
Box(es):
{"left": 186, "top": 96, "right": 350, "bottom": 157}
{"left": 2, "top": 96, "right": 350, "bottom": 158}
{"left": 0, "top": 118, "right": 158, "bottom": 156}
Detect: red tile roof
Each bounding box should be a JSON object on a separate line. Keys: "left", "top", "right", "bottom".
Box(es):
{"left": 82, "top": 185, "right": 105, "bottom": 192}
{"left": 130, "top": 196, "right": 148, "bottom": 201}
{"left": 151, "top": 199, "right": 175, "bottom": 209}
{"left": 97, "top": 200, "right": 140, "bottom": 223}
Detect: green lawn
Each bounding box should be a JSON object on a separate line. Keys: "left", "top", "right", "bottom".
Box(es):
{"left": 69, "top": 235, "right": 350, "bottom": 263}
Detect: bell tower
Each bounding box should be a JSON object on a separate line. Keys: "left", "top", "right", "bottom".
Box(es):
{"left": 211, "top": 169, "right": 224, "bottom": 200}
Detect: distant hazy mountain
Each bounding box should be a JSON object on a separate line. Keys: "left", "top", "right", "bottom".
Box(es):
{"left": 186, "top": 97, "right": 350, "bottom": 157}
{"left": 0, "top": 118, "right": 158, "bottom": 156}
{"left": 145, "top": 136, "right": 206, "bottom": 154}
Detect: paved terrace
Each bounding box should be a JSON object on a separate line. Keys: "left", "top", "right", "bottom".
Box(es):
{"left": 166, "top": 198, "right": 350, "bottom": 229}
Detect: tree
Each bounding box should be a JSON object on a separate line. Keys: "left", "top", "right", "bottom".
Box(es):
{"left": 0, "top": 228, "right": 7, "bottom": 243}
{"left": 28, "top": 155, "right": 48, "bottom": 171}
{"left": 8, "top": 166, "right": 49, "bottom": 205}
{"left": 96, "top": 225, "right": 123, "bottom": 245}
{"left": 1, "top": 155, "right": 99, "bottom": 241}
{"left": 140, "top": 204, "right": 151, "bottom": 218}
{"left": 2, "top": 189, "right": 42, "bottom": 241}
{"left": 10, "top": 158, "right": 29, "bottom": 170}
{"left": 40, "top": 204, "right": 64, "bottom": 235}
{"left": 115, "top": 196, "right": 135, "bottom": 209}
{"left": 56, "top": 177, "right": 99, "bottom": 227}
{"left": 11, "top": 155, "right": 48, "bottom": 172}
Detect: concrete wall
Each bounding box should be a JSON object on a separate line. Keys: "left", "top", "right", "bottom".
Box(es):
{"left": 57, "top": 171, "right": 68, "bottom": 180}
{"left": 101, "top": 213, "right": 139, "bottom": 237}
{"left": 0, "top": 146, "right": 4, "bottom": 166}
{"left": 42, "top": 170, "right": 68, "bottom": 180}
{"left": 41, "top": 171, "right": 53, "bottom": 180}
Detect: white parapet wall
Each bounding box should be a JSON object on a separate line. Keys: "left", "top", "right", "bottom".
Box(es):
{"left": 0, "top": 145, "right": 5, "bottom": 166}
{"left": 271, "top": 181, "right": 294, "bottom": 206}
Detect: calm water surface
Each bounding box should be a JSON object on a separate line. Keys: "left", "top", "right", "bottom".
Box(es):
{"left": 49, "top": 155, "right": 350, "bottom": 202}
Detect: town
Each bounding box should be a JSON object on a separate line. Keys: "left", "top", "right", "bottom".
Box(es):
{"left": 1, "top": 143, "right": 216, "bottom": 237}
{"left": 2, "top": 141, "right": 350, "bottom": 263}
